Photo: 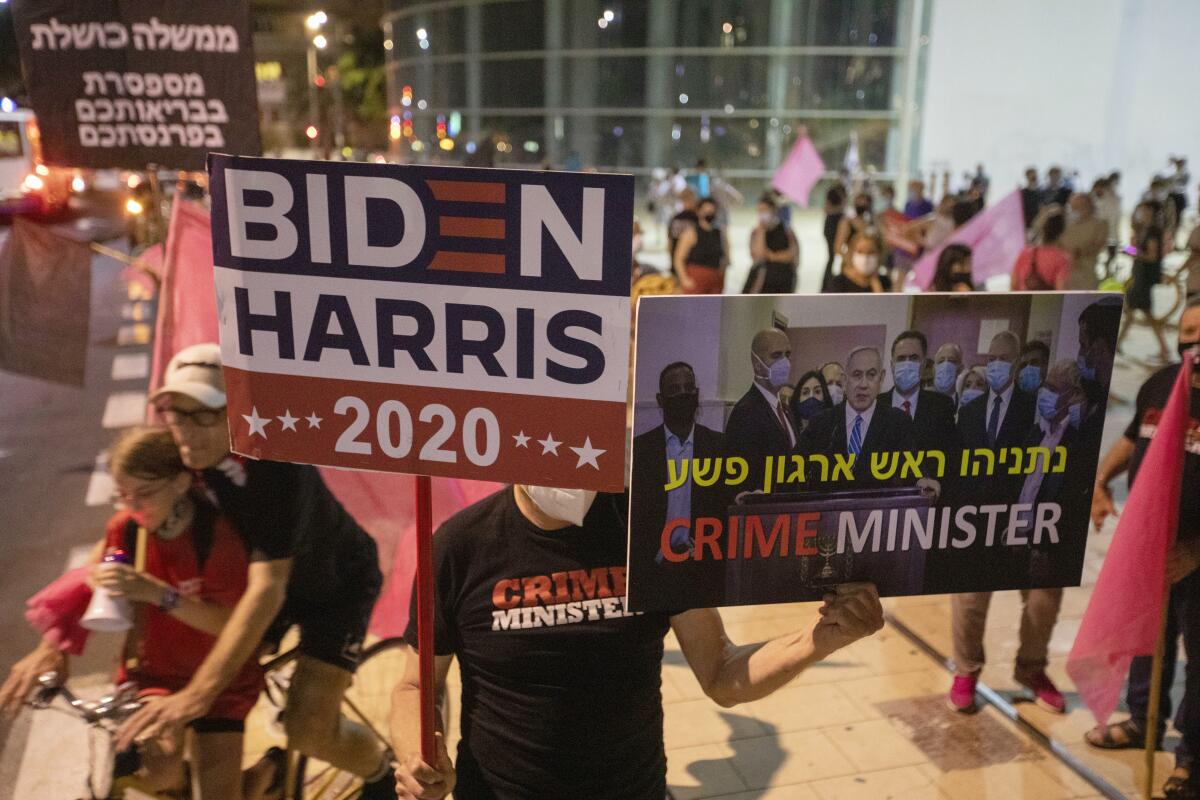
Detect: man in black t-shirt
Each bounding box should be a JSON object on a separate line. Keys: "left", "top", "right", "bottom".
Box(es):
{"left": 390, "top": 486, "right": 885, "bottom": 800}
{"left": 1085, "top": 298, "right": 1200, "bottom": 797}
{"left": 112, "top": 344, "right": 395, "bottom": 799}
{"left": 666, "top": 188, "right": 699, "bottom": 276}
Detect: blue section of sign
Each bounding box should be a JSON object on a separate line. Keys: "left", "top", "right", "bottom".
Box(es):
{"left": 208, "top": 154, "right": 634, "bottom": 298}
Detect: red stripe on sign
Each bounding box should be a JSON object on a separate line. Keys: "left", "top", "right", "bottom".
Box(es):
{"left": 439, "top": 216, "right": 506, "bottom": 239}
{"left": 426, "top": 180, "right": 506, "bottom": 203}
{"left": 221, "top": 366, "right": 626, "bottom": 491}
{"left": 429, "top": 251, "right": 506, "bottom": 273}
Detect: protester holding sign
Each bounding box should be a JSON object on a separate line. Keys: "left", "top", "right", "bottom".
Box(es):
{"left": 110, "top": 345, "right": 396, "bottom": 800}
{"left": 388, "top": 487, "right": 885, "bottom": 800}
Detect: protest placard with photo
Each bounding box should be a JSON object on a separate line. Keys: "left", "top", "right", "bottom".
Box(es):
{"left": 626, "top": 292, "right": 1122, "bottom": 612}
{"left": 208, "top": 155, "right": 633, "bottom": 491}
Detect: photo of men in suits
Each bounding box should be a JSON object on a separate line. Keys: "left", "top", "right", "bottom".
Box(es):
{"left": 880, "top": 330, "right": 958, "bottom": 454}
{"left": 630, "top": 361, "right": 728, "bottom": 607}
{"left": 724, "top": 328, "right": 797, "bottom": 492}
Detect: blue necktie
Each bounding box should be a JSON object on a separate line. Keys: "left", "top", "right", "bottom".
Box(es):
{"left": 848, "top": 415, "right": 863, "bottom": 455}
{"left": 987, "top": 396, "right": 1002, "bottom": 446}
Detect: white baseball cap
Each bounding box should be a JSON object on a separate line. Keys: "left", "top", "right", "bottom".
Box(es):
{"left": 151, "top": 343, "right": 226, "bottom": 409}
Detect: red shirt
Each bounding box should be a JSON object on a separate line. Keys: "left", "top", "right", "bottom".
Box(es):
{"left": 1011, "top": 244, "right": 1071, "bottom": 290}
{"left": 105, "top": 508, "right": 263, "bottom": 720}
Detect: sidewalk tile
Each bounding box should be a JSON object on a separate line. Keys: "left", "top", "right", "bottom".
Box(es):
{"left": 728, "top": 730, "right": 857, "bottom": 788}
{"left": 666, "top": 742, "right": 748, "bottom": 800}
{"left": 810, "top": 766, "right": 947, "bottom": 800}
{"left": 822, "top": 719, "right": 927, "bottom": 772}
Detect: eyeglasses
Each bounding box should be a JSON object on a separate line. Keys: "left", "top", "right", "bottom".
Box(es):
{"left": 156, "top": 406, "right": 224, "bottom": 427}
{"left": 111, "top": 478, "right": 170, "bottom": 508}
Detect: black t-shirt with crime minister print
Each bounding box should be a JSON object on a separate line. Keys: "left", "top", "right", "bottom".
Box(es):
{"left": 1124, "top": 363, "right": 1200, "bottom": 540}
{"left": 404, "top": 489, "right": 673, "bottom": 800}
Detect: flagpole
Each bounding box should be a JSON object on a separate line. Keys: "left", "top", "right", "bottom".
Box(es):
{"left": 1144, "top": 584, "right": 1171, "bottom": 800}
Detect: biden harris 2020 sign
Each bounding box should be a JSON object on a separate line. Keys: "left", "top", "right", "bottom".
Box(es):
{"left": 207, "top": 155, "right": 632, "bottom": 491}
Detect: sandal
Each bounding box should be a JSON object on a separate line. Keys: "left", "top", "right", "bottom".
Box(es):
{"left": 1084, "top": 718, "right": 1159, "bottom": 750}
{"left": 1164, "top": 769, "right": 1200, "bottom": 800}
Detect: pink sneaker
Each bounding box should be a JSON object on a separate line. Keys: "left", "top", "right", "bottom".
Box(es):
{"left": 948, "top": 673, "right": 978, "bottom": 713}
{"left": 1017, "top": 671, "right": 1066, "bottom": 714}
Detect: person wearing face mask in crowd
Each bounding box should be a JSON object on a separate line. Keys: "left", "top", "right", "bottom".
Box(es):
{"left": 931, "top": 244, "right": 975, "bottom": 292}
{"left": 828, "top": 228, "right": 888, "bottom": 293}
{"left": 1060, "top": 192, "right": 1110, "bottom": 290}
{"left": 1091, "top": 177, "right": 1123, "bottom": 278}
{"left": 957, "top": 366, "right": 988, "bottom": 413}
{"left": 944, "top": 331, "right": 1061, "bottom": 714}
{"left": 744, "top": 194, "right": 800, "bottom": 294}
{"left": 1086, "top": 298, "right": 1200, "bottom": 799}
{"left": 390, "top": 480, "right": 886, "bottom": 800}
{"left": 833, "top": 191, "right": 875, "bottom": 269}
{"left": 905, "top": 179, "right": 933, "bottom": 219}
{"left": 1118, "top": 199, "right": 1172, "bottom": 363}
{"left": 822, "top": 184, "right": 848, "bottom": 292}
{"left": 821, "top": 361, "right": 846, "bottom": 407}
{"left": 789, "top": 369, "right": 833, "bottom": 436}
{"left": 673, "top": 197, "right": 729, "bottom": 295}
{"left": 725, "top": 328, "right": 798, "bottom": 493}
{"left": 1021, "top": 168, "right": 1043, "bottom": 230}
{"left": 933, "top": 343, "right": 964, "bottom": 403}
{"left": 630, "top": 362, "right": 728, "bottom": 605}
{"left": 1012, "top": 209, "right": 1071, "bottom": 290}
{"left": 879, "top": 330, "right": 957, "bottom": 454}
{"left": 1016, "top": 340, "right": 1051, "bottom": 396}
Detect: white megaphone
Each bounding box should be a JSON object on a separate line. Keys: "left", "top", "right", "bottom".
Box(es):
{"left": 81, "top": 548, "right": 134, "bottom": 632}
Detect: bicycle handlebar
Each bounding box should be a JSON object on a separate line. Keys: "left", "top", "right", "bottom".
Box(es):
{"left": 27, "top": 672, "right": 142, "bottom": 725}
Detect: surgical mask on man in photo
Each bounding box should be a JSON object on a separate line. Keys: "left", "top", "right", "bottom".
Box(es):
{"left": 893, "top": 360, "right": 921, "bottom": 394}
{"left": 986, "top": 359, "right": 1012, "bottom": 392}
{"left": 754, "top": 352, "right": 791, "bottom": 389}
{"left": 522, "top": 486, "right": 598, "bottom": 527}
{"left": 852, "top": 253, "right": 880, "bottom": 275}
{"left": 1068, "top": 402, "right": 1084, "bottom": 429}
{"left": 960, "top": 387, "right": 984, "bottom": 407}
{"left": 933, "top": 361, "right": 958, "bottom": 394}
{"left": 1076, "top": 354, "right": 1096, "bottom": 382}
{"left": 1018, "top": 365, "right": 1043, "bottom": 394}
{"left": 1037, "top": 388, "right": 1060, "bottom": 421}
{"left": 827, "top": 384, "right": 845, "bottom": 405}
{"left": 660, "top": 391, "right": 699, "bottom": 428}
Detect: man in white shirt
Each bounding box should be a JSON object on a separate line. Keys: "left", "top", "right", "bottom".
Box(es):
{"left": 933, "top": 343, "right": 964, "bottom": 402}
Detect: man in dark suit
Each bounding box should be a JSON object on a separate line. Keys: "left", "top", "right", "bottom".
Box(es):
{"left": 957, "top": 330, "right": 1037, "bottom": 473}
{"left": 799, "top": 345, "right": 919, "bottom": 489}
{"left": 724, "top": 328, "right": 797, "bottom": 493}
{"left": 630, "top": 361, "right": 728, "bottom": 607}
{"left": 880, "top": 330, "right": 958, "bottom": 454}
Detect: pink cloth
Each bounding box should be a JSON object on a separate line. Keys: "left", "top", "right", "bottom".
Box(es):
{"left": 906, "top": 189, "right": 1027, "bottom": 290}
{"left": 25, "top": 566, "right": 92, "bottom": 656}
{"left": 146, "top": 204, "right": 500, "bottom": 636}
{"left": 1066, "top": 355, "right": 1193, "bottom": 724}
{"left": 771, "top": 134, "right": 825, "bottom": 208}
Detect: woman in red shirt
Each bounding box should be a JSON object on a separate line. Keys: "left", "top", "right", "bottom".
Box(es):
{"left": 1011, "top": 209, "right": 1071, "bottom": 290}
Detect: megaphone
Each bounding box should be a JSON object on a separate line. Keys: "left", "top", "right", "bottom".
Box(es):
{"left": 81, "top": 548, "right": 134, "bottom": 632}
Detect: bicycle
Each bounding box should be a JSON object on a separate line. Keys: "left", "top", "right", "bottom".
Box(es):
{"left": 26, "top": 636, "right": 410, "bottom": 800}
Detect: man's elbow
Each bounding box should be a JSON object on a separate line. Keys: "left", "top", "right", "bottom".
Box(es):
{"left": 247, "top": 577, "right": 288, "bottom": 617}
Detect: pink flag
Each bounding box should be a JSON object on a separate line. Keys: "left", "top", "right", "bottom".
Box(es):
{"left": 148, "top": 200, "right": 218, "bottom": 395}
{"left": 906, "top": 189, "right": 1026, "bottom": 290}
{"left": 1066, "top": 354, "right": 1193, "bottom": 724}
{"left": 147, "top": 201, "right": 500, "bottom": 636}
{"left": 772, "top": 134, "right": 825, "bottom": 208}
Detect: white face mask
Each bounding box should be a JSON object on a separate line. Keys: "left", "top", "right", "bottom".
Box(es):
{"left": 522, "top": 486, "right": 598, "bottom": 527}
{"left": 852, "top": 253, "right": 880, "bottom": 276}
{"left": 827, "top": 384, "right": 845, "bottom": 405}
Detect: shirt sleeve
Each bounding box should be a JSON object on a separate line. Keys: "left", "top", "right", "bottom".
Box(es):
{"left": 402, "top": 524, "right": 460, "bottom": 657}
{"left": 239, "top": 461, "right": 305, "bottom": 563}
{"left": 1123, "top": 379, "right": 1150, "bottom": 441}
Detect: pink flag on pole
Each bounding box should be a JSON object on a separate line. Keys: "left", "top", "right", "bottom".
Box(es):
{"left": 146, "top": 201, "right": 500, "bottom": 636}
{"left": 771, "top": 133, "right": 826, "bottom": 208}
{"left": 906, "top": 189, "right": 1026, "bottom": 290}
{"left": 1066, "top": 354, "right": 1193, "bottom": 725}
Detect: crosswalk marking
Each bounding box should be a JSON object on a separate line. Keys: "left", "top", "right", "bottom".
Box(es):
{"left": 85, "top": 453, "right": 112, "bottom": 507}
{"left": 111, "top": 353, "right": 149, "bottom": 381}
{"left": 101, "top": 392, "right": 147, "bottom": 429}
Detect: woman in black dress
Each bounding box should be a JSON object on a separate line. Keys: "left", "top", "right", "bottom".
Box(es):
{"left": 821, "top": 185, "right": 847, "bottom": 291}
{"left": 1118, "top": 199, "right": 1170, "bottom": 361}
{"left": 744, "top": 194, "right": 800, "bottom": 293}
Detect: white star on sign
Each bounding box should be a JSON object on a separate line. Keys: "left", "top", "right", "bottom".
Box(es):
{"left": 242, "top": 407, "right": 270, "bottom": 438}
{"left": 278, "top": 410, "right": 298, "bottom": 431}
{"left": 513, "top": 431, "right": 530, "bottom": 448}
{"left": 570, "top": 437, "right": 605, "bottom": 470}
{"left": 306, "top": 412, "right": 323, "bottom": 429}
{"left": 538, "top": 433, "right": 561, "bottom": 456}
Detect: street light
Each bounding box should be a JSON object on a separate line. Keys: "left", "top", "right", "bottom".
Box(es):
{"left": 313, "top": 33, "right": 328, "bottom": 49}
{"left": 305, "top": 11, "right": 327, "bottom": 30}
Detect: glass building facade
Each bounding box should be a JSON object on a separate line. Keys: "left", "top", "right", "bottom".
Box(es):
{"left": 384, "top": 0, "right": 931, "bottom": 193}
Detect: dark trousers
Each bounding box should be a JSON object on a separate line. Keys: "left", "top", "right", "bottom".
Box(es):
{"left": 1127, "top": 568, "right": 1200, "bottom": 763}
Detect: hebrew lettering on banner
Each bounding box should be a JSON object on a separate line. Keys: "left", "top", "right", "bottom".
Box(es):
{"left": 625, "top": 291, "right": 1124, "bottom": 612}
{"left": 12, "top": 1, "right": 260, "bottom": 170}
